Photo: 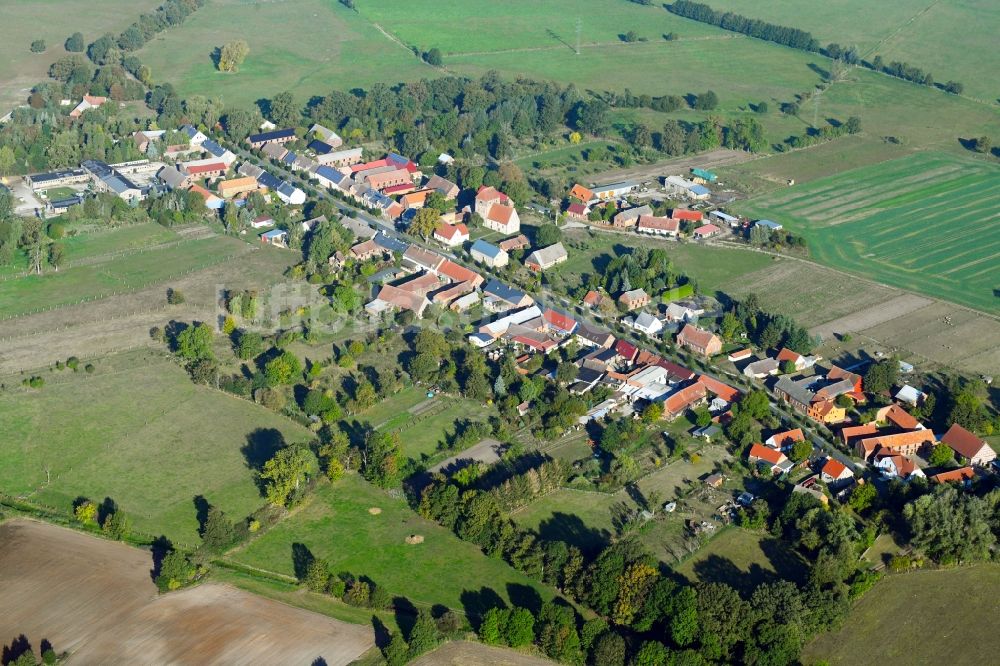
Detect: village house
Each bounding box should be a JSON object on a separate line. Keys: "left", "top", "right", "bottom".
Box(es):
{"left": 433, "top": 222, "right": 469, "bottom": 247}
{"left": 582, "top": 290, "right": 608, "bottom": 310}
{"left": 930, "top": 466, "right": 975, "bottom": 485}
{"left": 425, "top": 174, "right": 459, "bottom": 199}
{"left": 69, "top": 95, "right": 107, "bottom": 118}
{"left": 636, "top": 215, "right": 680, "bottom": 237}
{"left": 748, "top": 443, "right": 794, "bottom": 475}
{"left": 613, "top": 204, "right": 653, "bottom": 229}
{"left": 856, "top": 429, "right": 937, "bottom": 462}
{"left": 565, "top": 202, "right": 589, "bottom": 221}
{"left": 626, "top": 312, "right": 662, "bottom": 337}
{"left": 873, "top": 404, "right": 923, "bottom": 431}
{"left": 399, "top": 189, "right": 432, "bottom": 209}
{"left": 366, "top": 284, "right": 430, "bottom": 319}
{"left": 663, "top": 383, "right": 708, "bottom": 420}
{"left": 181, "top": 158, "right": 228, "bottom": 181}
{"left": 591, "top": 181, "right": 639, "bottom": 200}
{"left": 776, "top": 347, "right": 818, "bottom": 371}
{"left": 693, "top": 223, "right": 722, "bottom": 239}
{"left": 309, "top": 123, "right": 343, "bottom": 148}
{"left": 260, "top": 229, "right": 288, "bottom": 247}
{"left": 316, "top": 146, "right": 363, "bottom": 167}
{"left": 525, "top": 243, "right": 568, "bottom": 271}
{"left": 575, "top": 322, "right": 615, "bottom": 349}
{"left": 438, "top": 260, "right": 484, "bottom": 289}
{"left": 941, "top": 423, "right": 997, "bottom": 467}
{"left": 568, "top": 183, "right": 594, "bottom": 202}
{"left": 350, "top": 239, "right": 385, "bottom": 262}
{"left": 180, "top": 124, "right": 208, "bottom": 146}
{"left": 874, "top": 453, "right": 924, "bottom": 480}
{"left": 676, "top": 324, "right": 722, "bottom": 357}
{"left": 469, "top": 239, "right": 509, "bottom": 268}
{"left": 895, "top": 384, "right": 926, "bottom": 406}
{"left": 809, "top": 400, "right": 846, "bottom": 424}
{"left": 671, "top": 209, "right": 703, "bottom": 223}
{"left": 247, "top": 128, "right": 296, "bottom": 149}
{"left": 728, "top": 348, "right": 752, "bottom": 363}
{"left": 364, "top": 168, "right": 412, "bottom": 192}
{"left": 250, "top": 214, "right": 274, "bottom": 229}
{"left": 156, "top": 166, "right": 189, "bottom": 190}
{"left": 820, "top": 458, "right": 854, "bottom": 486}
{"left": 262, "top": 142, "right": 288, "bottom": 161}
{"left": 839, "top": 423, "right": 878, "bottom": 448}
{"left": 710, "top": 210, "right": 739, "bottom": 227}
{"left": 188, "top": 184, "right": 223, "bottom": 209}
{"left": 618, "top": 288, "right": 650, "bottom": 310}
{"left": 484, "top": 203, "right": 520, "bottom": 234}
{"left": 217, "top": 177, "right": 259, "bottom": 199}
{"left": 744, "top": 358, "right": 780, "bottom": 379}
{"left": 542, "top": 308, "right": 578, "bottom": 336}
{"left": 498, "top": 234, "right": 530, "bottom": 252}
{"left": 402, "top": 245, "right": 446, "bottom": 273}
{"left": 482, "top": 279, "right": 534, "bottom": 312}
{"left": 765, "top": 428, "right": 805, "bottom": 451}
{"left": 664, "top": 301, "right": 704, "bottom": 324}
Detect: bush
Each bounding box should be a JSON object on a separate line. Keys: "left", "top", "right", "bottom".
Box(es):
{"left": 66, "top": 356, "right": 79, "bottom": 370}
{"left": 166, "top": 287, "right": 185, "bottom": 304}
{"left": 30, "top": 39, "right": 46, "bottom": 53}
{"left": 84, "top": 363, "right": 95, "bottom": 374}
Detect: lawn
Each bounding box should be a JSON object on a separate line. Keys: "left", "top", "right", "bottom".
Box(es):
{"left": 230, "top": 475, "right": 554, "bottom": 613}
{"left": 0, "top": 0, "right": 162, "bottom": 110}
{"left": 0, "top": 351, "right": 313, "bottom": 546}
{"left": 803, "top": 564, "right": 1000, "bottom": 665}
{"left": 0, "top": 234, "right": 248, "bottom": 318}
{"left": 673, "top": 527, "right": 808, "bottom": 596}
{"left": 701, "top": 0, "right": 1000, "bottom": 101}
{"left": 559, "top": 228, "right": 774, "bottom": 295}
{"left": 734, "top": 152, "right": 1000, "bottom": 314}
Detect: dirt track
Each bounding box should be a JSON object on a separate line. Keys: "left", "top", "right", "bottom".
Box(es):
{"left": 0, "top": 519, "right": 373, "bottom": 665}
{"left": 587, "top": 148, "right": 755, "bottom": 186}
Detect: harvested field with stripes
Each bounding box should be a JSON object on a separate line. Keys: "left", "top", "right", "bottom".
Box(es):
{"left": 736, "top": 152, "right": 1000, "bottom": 314}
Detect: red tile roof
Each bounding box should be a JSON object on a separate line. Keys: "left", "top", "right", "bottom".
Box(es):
{"left": 821, "top": 458, "right": 851, "bottom": 480}
{"left": 930, "top": 466, "right": 975, "bottom": 484}
{"left": 487, "top": 203, "right": 516, "bottom": 224}
{"left": 615, "top": 339, "right": 638, "bottom": 361}
{"left": 941, "top": 423, "right": 989, "bottom": 459}
{"left": 880, "top": 404, "right": 920, "bottom": 431}
{"left": 664, "top": 383, "right": 707, "bottom": 415}
{"left": 768, "top": 428, "right": 805, "bottom": 448}
{"left": 840, "top": 423, "right": 879, "bottom": 445}
{"left": 476, "top": 185, "right": 508, "bottom": 204}
{"left": 438, "top": 259, "right": 482, "bottom": 286}
{"left": 566, "top": 202, "right": 588, "bottom": 216}
{"left": 185, "top": 161, "right": 226, "bottom": 174}
{"left": 696, "top": 374, "right": 740, "bottom": 402}
{"left": 693, "top": 223, "right": 722, "bottom": 236}
{"left": 671, "top": 209, "right": 702, "bottom": 221}
{"left": 583, "top": 290, "right": 604, "bottom": 306}
{"left": 569, "top": 184, "right": 593, "bottom": 201}
{"left": 543, "top": 308, "right": 577, "bottom": 332}
{"left": 677, "top": 324, "right": 719, "bottom": 349}
{"left": 351, "top": 158, "right": 389, "bottom": 173}
{"left": 749, "top": 443, "right": 787, "bottom": 465}
{"left": 434, "top": 223, "right": 468, "bottom": 241}
{"left": 637, "top": 215, "right": 680, "bottom": 232}
{"left": 656, "top": 359, "right": 696, "bottom": 382}
{"left": 776, "top": 348, "right": 802, "bottom": 363}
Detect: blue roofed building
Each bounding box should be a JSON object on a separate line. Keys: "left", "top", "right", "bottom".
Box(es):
{"left": 755, "top": 219, "right": 784, "bottom": 231}
{"left": 469, "top": 239, "right": 509, "bottom": 268}
{"left": 247, "top": 128, "right": 296, "bottom": 148}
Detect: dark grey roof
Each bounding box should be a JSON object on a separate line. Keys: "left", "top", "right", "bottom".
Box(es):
{"left": 201, "top": 139, "right": 226, "bottom": 157}
{"left": 29, "top": 168, "right": 85, "bottom": 183}
{"left": 256, "top": 170, "right": 283, "bottom": 190}
{"left": 248, "top": 128, "right": 296, "bottom": 143}
{"left": 281, "top": 151, "right": 296, "bottom": 164}
{"left": 308, "top": 139, "right": 333, "bottom": 155}
{"left": 373, "top": 232, "right": 408, "bottom": 254}
{"left": 50, "top": 195, "right": 83, "bottom": 209}
{"left": 775, "top": 375, "right": 816, "bottom": 405}
{"left": 483, "top": 279, "right": 528, "bottom": 304}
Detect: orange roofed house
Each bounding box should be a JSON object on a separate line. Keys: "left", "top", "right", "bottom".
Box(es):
{"left": 676, "top": 324, "right": 722, "bottom": 357}
{"left": 856, "top": 429, "right": 936, "bottom": 462}
{"left": 569, "top": 183, "right": 594, "bottom": 202}
{"left": 748, "top": 443, "right": 794, "bottom": 475}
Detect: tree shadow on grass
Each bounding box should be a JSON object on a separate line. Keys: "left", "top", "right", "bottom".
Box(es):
{"left": 459, "top": 587, "right": 505, "bottom": 630}
{"left": 392, "top": 596, "right": 418, "bottom": 639}
{"left": 536, "top": 512, "right": 611, "bottom": 555}
{"left": 760, "top": 537, "right": 809, "bottom": 584}
{"left": 506, "top": 583, "right": 543, "bottom": 615}
{"left": 242, "top": 428, "right": 286, "bottom": 474}
{"left": 2, "top": 635, "right": 32, "bottom": 665}
{"left": 291, "top": 542, "right": 313, "bottom": 581}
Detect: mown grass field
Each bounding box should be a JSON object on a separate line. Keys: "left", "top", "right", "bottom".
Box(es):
{"left": 230, "top": 475, "right": 553, "bottom": 613}
{"left": 559, "top": 228, "right": 774, "bottom": 295}
{"left": 137, "top": 0, "right": 433, "bottom": 109}
{"left": 803, "top": 564, "right": 1000, "bottom": 665}
{"left": 0, "top": 351, "right": 313, "bottom": 546}
{"left": 0, "top": 224, "right": 179, "bottom": 278}
{"left": 0, "top": 0, "right": 162, "bottom": 110}
{"left": 702, "top": 0, "right": 1000, "bottom": 101}
{"left": 0, "top": 233, "right": 248, "bottom": 318}
{"left": 736, "top": 152, "right": 1000, "bottom": 314}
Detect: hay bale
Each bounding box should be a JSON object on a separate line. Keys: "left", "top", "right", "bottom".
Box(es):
{"left": 368, "top": 507, "right": 382, "bottom": 515}
{"left": 405, "top": 534, "right": 424, "bottom": 545}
